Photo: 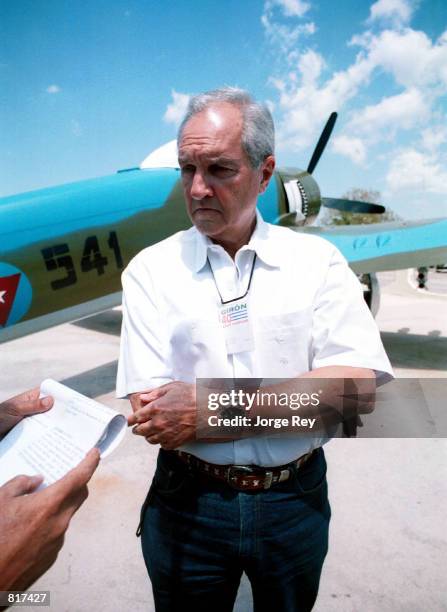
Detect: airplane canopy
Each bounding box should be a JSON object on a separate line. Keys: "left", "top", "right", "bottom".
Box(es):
{"left": 140, "top": 140, "right": 179, "bottom": 169}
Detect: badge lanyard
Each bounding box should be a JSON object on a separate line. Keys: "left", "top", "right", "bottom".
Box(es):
{"left": 207, "top": 253, "right": 257, "bottom": 354}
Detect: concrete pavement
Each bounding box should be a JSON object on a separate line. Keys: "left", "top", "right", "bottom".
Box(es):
{"left": 1, "top": 270, "right": 446, "bottom": 611}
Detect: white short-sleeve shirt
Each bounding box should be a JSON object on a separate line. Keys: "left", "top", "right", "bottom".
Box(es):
{"left": 117, "top": 212, "right": 393, "bottom": 466}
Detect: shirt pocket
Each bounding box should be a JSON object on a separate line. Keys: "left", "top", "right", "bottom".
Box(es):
{"left": 170, "top": 317, "right": 227, "bottom": 379}
{"left": 254, "top": 310, "right": 312, "bottom": 377}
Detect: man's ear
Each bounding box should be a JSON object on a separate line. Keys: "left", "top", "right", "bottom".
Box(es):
{"left": 259, "top": 156, "right": 276, "bottom": 194}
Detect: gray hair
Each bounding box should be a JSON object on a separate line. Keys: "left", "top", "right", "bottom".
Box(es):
{"left": 177, "top": 86, "right": 275, "bottom": 168}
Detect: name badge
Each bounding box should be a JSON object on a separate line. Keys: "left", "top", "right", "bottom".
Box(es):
{"left": 219, "top": 298, "right": 255, "bottom": 354}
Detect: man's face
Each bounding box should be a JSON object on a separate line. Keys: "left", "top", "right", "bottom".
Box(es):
{"left": 178, "top": 103, "right": 275, "bottom": 247}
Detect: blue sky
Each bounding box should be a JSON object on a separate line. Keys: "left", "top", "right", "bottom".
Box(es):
{"left": 1, "top": 0, "right": 447, "bottom": 219}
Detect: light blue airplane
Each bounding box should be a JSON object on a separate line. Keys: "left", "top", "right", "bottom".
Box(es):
{"left": 1, "top": 113, "right": 446, "bottom": 343}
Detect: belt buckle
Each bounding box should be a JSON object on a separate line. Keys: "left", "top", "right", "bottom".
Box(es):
{"left": 263, "top": 471, "right": 273, "bottom": 489}
{"left": 226, "top": 465, "right": 275, "bottom": 490}
{"left": 226, "top": 465, "right": 255, "bottom": 489}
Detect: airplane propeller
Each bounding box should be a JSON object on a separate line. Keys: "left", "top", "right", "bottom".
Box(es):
{"left": 307, "top": 112, "right": 338, "bottom": 175}
{"left": 322, "top": 198, "right": 385, "bottom": 214}
{"left": 305, "top": 111, "right": 384, "bottom": 215}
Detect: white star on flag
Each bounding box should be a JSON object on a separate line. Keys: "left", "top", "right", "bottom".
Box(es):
{"left": 0, "top": 290, "right": 6, "bottom": 304}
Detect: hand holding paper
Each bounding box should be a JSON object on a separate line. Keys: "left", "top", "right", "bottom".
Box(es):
{"left": 0, "top": 388, "right": 54, "bottom": 437}
{"left": 0, "top": 380, "right": 126, "bottom": 488}
{"left": 0, "top": 448, "right": 99, "bottom": 591}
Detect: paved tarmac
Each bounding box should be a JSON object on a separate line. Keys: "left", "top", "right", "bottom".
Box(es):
{"left": 1, "top": 270, "right": 446, "bottom": 612}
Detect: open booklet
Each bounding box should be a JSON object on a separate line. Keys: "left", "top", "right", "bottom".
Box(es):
{"left": 0, "top": 379, "right": 127, "bottom": 488}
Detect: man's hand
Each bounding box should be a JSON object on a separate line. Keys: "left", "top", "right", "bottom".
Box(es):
{"left": 0, "top": 448, "right": 100, "bottom": 592}
{"left": 128, "top": 382, "right": 196, "bottom": 450}
{"left": 0, "top": 388, "right": 53, "bottom": 437}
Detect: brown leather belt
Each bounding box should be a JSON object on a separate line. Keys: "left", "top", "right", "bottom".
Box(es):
{"left": 175, "top": 450, "right": 314, "bottom": 491}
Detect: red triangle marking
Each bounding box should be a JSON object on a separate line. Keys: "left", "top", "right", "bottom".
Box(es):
{"left": 0, "top": 273, "right": 21, "bottom": 327}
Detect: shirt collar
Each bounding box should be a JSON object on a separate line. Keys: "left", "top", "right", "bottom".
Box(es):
{"left": 193, "top": 209, "right": 281, "bottom": 273}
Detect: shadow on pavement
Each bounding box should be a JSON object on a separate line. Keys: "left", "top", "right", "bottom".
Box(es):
{"left": 72, "top": 310, "right": 122, "bottom": 336}
{"left": 61, "top": 360, "right": 118, "bottom": 397}
{"left": 381, "top": 331, "right": 447, "bottom": 370}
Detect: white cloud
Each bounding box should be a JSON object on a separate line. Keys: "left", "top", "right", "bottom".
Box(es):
{"left": 46, "top": 84, "right": 61, "bottom": 94}
{"left": 386, "top": 149, "right": 447, "bottom": 194}
{"left": 261, "top": 15, "right": 315, "bottom": 55}
{"left": 352, "top": 28, "right": 447, "bottom": 89}
{"left": 421, "top": 125, "right": 447, "bottom": 152}
{"left": 261, "top": 0, "right": 447, "bottom": 212}
{"left": 163, "top": 90, "right": 190, "bottom": 126}
{"left": 332, "top": 135, "right": 367, "bottom": 165}
{"left": 348, "top": 88, "right": 430, "bottom": 138}
{"left": 265, "top": 99, "right": 275, "bottom": 113}
{"left": 297, "top": 49, "right": 324, "bottom": 85}
{"left": 271, "top": 51, "right": 374, "bottom": 150}
{"left": 368, "top": 0, "right": 414, "bottom": 26}
{"left": 261, "top": 0, "right": 315, "bottom": 55}
{"left": 266, "top": 0, "right": 310, "bottom": 18}
{"left": 266, "top": 14, "right": 447, "bottom": 159}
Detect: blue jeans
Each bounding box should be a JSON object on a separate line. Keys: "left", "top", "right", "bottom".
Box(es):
{"left": 140, "top": 448, "right": 331, "bottom": 612}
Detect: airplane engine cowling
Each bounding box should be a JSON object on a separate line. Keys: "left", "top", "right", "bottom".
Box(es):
{"left": 276, "top": 169, "right": 322, "bottom": 225}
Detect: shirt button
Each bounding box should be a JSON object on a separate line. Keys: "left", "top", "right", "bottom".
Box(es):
{"left": 280, "top": 357, "right": 288, "bottom": 365}
{"left": 276, "top": 336, "right": 285, "bottom": 343}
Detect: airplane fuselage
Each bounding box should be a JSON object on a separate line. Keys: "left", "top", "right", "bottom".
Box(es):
{"left": 1, "top": 167, "right": 447, "bottom": 342}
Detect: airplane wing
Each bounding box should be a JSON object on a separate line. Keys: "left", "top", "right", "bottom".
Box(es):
{"left": 298, "top": 218, "right": 447, "bottom": 274}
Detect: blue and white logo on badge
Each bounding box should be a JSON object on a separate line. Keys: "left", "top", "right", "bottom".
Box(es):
{"left": 0, "top": 263, "right": 33, "bottom": 327}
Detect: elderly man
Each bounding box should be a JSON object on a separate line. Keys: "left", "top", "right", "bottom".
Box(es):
{"left": 0, "top": 388, "right": 99, "bottom": 602}
{"left": 117, "top": 87, "right": 392, "bottom": 612}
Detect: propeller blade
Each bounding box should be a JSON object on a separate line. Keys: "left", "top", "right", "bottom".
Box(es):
{"left": 307, "top": 112, "right": 338, "bottom": 174}
{"left": 322, "top": 198, "right": 385, "bottom": 214}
